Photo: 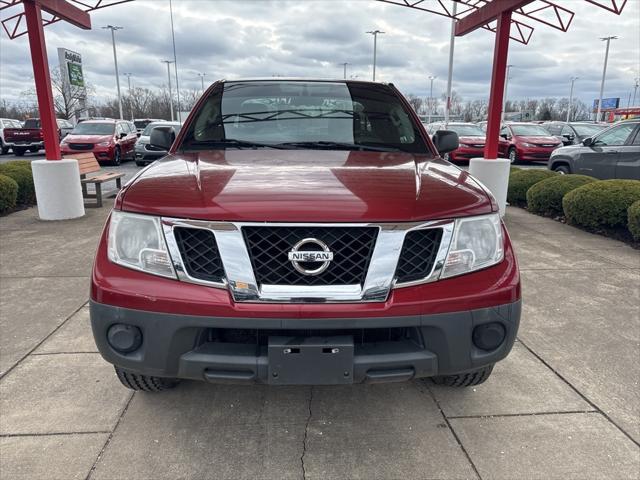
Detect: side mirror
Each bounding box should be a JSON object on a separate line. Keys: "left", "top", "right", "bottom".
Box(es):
{"left": 149, "top": 126, "right": 176, "bottom": 151}
{"left": 432, "top": 130, "right": 459, "bottom": 155}
{"left": 119, "top": 132, "right": 127, "bottom": 139}
{"left": 136, "top": 132, "right": 141, "bottom": 138}
{"left": 582, "top": 137, "right": 593, "bottom": 147}
{"left": 500, "top": 133, "right": 509, "bottom": 140}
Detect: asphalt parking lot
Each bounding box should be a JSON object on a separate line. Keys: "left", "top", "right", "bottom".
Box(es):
{"left": 0, "top": 154, "right": 638, "bottom": 480}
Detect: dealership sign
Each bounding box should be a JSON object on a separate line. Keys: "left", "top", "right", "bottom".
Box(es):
{"left": 57, "top": 48, "right": 87, "bottom": 120}
{"left": 593, "top": 97, "right": 620, "bottom": 111}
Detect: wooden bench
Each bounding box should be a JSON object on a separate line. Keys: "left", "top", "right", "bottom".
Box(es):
{"left": 64, "top": 153, "right": 125, "bottom": 208}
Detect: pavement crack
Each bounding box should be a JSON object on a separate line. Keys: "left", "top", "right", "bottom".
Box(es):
{"left": 300, "top": 386, "right": 313, "bottom": 480}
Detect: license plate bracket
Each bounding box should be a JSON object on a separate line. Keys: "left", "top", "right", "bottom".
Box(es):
{"left": 268, "top": 335, "right": 354, "bottom": 385}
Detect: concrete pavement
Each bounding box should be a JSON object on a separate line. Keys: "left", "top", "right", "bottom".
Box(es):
{"left": 0, "top": 203, "right": 638, "bottom": 480}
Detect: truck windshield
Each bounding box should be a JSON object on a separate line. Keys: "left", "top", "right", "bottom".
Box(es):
{"left": 181, "top": 81, "right": 428, "bottom": 153}
{"left": 71, "top": 123, "right": 115, "bottom": 135}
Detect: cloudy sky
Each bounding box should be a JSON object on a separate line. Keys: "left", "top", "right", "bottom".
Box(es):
{"left": 1, "top": 0, "right": 639, "bottom": 108}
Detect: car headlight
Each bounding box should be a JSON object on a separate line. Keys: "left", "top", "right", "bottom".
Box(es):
{"left": 97, "top": 141, "right": 111, "bottom": 147}
{"left": 441, "top": 213, "right": 504, "bottom": 279}
{"left": 520, "top": 142, "right": 534, "bottom": 147}
{"left": 107, "top": 211, "right": 176, "bottom": 278}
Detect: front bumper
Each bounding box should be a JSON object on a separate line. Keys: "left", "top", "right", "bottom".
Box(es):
{"left": 449, "top": 145, "right": 484, "bottom": 162}
{"left": 7, "top": 141, "right": 43, "bottom": 148}
{"left": 517, "top": 146, "right": 558, "bottom": 162}
{"left": 90, "top": 299, "right": 521, "bottom": 385}
{"left": 60, "top": 145, "right": 114, "bottom": 161}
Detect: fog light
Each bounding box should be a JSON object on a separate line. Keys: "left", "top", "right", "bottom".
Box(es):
{"left": 472, "top": 323, "right": 505, "bottom": 351}
{"left": 107, "top": 324, "right": 142, "bottom": 353}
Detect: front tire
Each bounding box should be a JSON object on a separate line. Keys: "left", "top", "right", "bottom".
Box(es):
{"left": 432, "top": 364, "right": 494, "bottom": 387}
{"left": 112, "top": 147, "right": 121, "bottom": 166}
{"left": 13, "top": 147, "right": 26, "bottom": 156}
{"left": 553, "top": 164, "right": 570, "bottom": 174}
{"left": 508, "top": 147, "right": 518, "bottom": 164}
{"left": 135, "top": 160, "right": 147, "bottom": 167}
{"left": 114, "top": 366, "right": 179, "bottom": 392}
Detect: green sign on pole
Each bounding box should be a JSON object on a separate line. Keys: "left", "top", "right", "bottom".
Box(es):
{"left": 68, "top": 62, "right": 84, "bottom": 87}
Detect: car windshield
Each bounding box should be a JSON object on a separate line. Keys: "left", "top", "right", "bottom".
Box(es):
{"left": 180, "top": 81, "right": 428, "bottom": 153}
{"left": 572, "top": 124, "right": 606, "bottom": 137}
{"left": 447, "top": 125, "right": 485, "bottom": 136}
{"left": 71, "top": 122, "right": 115, "bottom": 135}
{"left": 510, "top": 125, "right": 551, "bottom": 136}
{"left": 142, "top": 123, "right": 181, "bottom": 136}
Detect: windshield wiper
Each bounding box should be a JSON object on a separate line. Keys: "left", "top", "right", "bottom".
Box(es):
{"left": 183, "top": 139, "right": 290, "bottom": 150}
{"left": 276, "top": 141, "right": 398, "bottom": 152}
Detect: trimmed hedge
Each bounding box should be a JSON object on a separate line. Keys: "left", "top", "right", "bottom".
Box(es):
{"left": 628, "top": 200, "right": 640, "bottom": 241}
{"left": 0, "top": 164, "right": 36, "bottom": 205}
{"left": 526, "top": 174, "right": 596, "bottom": 217}
{"left": 0, "top": 174, "right": 18, "bottom": 213}
{"left": 507, "top": 169, "right": 557, "bottom": 206}
{"left": 563, "top": 179, "right": 640, "bottom": 230}
{"left": 4, "top": 160, "right": 32, "bottom": 171}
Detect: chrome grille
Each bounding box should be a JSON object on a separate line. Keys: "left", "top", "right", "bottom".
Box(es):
{"left": 174, "top": 227, "right": 225, "bottom": 283}
{"left": 242, "top": 226, "right": 378, "bottom": 286}
{"left": 395, "top": 228, "right": 443, "bottom": 283}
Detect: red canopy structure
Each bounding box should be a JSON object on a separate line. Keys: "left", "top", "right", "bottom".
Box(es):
{"left": 1, "top": 0, "right": 131, "bottom": 220}
{"left": 380, "top": 0, "right": 628, "bottom": 214}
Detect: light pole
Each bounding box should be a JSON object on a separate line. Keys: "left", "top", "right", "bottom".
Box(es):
{"left": 124, "top": 72, "right": 133, "bottom": 120}
{"left": 633, "top": 78, "right": 639, "bottom": 107}
{"left": 566, "top": 76, "right": 578, "bottom": 122}
{"left": 102, "top": 25, "right": 124, "bottom": 120}
{"left": 501, "top": 64, "right": 513, "bottom": 123}
{"left": 596, "top": 36, "right": 617, "bottom": 121}
{"left": 161, "top": 60, "right": 175, "bottom": 121}
{"left": 366, "top": 30, "right": 384, "bottom": 81}
{"left": 444, "top": 0, "right": 457, "bottom": 126}
{"left": 197, "top": 72, "right": 207, "bottom": 92}
{"left": 428, "top": 75, "right": 436, "bottom": 124}
{"left": 169, "top": 0, "right": 181, "bottom": 121}
{"left": 340, "top": 62, "right": 350, "bottom": 79}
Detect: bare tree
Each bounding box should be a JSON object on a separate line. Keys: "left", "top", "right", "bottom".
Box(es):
{"left": 406, "top": 94, "right": 424, "bottom": 114}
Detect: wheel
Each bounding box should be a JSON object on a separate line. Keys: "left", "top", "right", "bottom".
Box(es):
{"left": 29, "top": 146, "right": 39, "bottom": 153}
{"left": 13, "top": 147, "right": 26, "bottom": 156}
{"left": 432, "top": 364, "right": 494, "bottom": 387}
{"left": 135, "top": 160, "right": 147, "bottom": 167}
{"left": 554, "top": 164, "right": 570, "bottom": 175}
{"left": 114, "top": 366, "right": 179, "bottom": 392}
{"left": 112, "top": 147, "right": 121, "bottom": 166}
{"left": 508, "top": 147, "right": 518, "bottom": 164}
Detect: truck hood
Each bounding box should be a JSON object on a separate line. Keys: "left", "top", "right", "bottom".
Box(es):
{"left": 120, "top": 150, "right": 493, "bottom": 222}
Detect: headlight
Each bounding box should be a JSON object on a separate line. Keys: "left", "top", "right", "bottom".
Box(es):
{"left": 97, "top": 141, "right": 111, "bottom": 147}
{"left": 107, "top": 211, "right": 176, "bottom": 278}
{"left": 520, "top": 142, "right": 534, "bottom": 147}
{"left": 441, "top": 213, "right": 504, "bottom": 278}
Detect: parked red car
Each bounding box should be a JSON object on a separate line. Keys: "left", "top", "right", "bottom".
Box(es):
{"left": 498, "top": 123, "right": 563, "bottom": 163}
{"left": 425, "top": 122, "right": 488, "bottom": 163}
{"left": 60, "top": 119, "right": 137, "bottom": 165}
{"left": 90, "top": 79, "right": 521, "bottom": 392}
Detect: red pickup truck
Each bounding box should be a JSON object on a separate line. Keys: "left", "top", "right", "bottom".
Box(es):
{"left": 4, "top": 118, "right": 74, "bottom": 156}
{"left": 90, "top": 79, "right": 521, "bottom": 392}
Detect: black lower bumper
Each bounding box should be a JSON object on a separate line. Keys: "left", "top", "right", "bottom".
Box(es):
{"left": 90, "top": 300, "right": 521, "bottom": 385}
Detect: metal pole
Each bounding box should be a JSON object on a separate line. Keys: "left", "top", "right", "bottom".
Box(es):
{"left": 567, "top": 76, "right": 577, "bottom": 122}
{"left": 341, "top": 62, "right": 350, "bottom": 79}
{"left": 23, "top": 0, "right": 61, "bottom": 160}
{"left": 501, "top": 64, "right": 513, "bottom": 123}
{"left": 169, "top": 0, "right": 181, "bottom": 121}
{"left": 484, "top": 10, "right": 512, "bottom": 160}
{"left": 428, "top": 76, "right": 435, "bottom": 124}
{"left": 633, "top": 78, "right": 639, "bottom": 107}
{"left": 103, "top": 25, "right": 124, "bottom": 120}
{"left": 162, "top": 60, "right": 175, "bottom": 121}
{"left": 124, "top": 72, "right": 133, "bottom": 120}
{"left": 444, "top": 0, "right": 457, "bottom": 127}
{"left": 597, "top": 36, "right": 617, "bottom": 122}
{"left": 366, "top": 30, "right": 384, "bottom": 81}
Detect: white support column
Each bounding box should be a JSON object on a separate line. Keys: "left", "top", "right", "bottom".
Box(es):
{"left": 469, "top": 158, "right": 511, "bottom": 217}
{"left": 31, "top": 159, "right": 85, "bottom": 220}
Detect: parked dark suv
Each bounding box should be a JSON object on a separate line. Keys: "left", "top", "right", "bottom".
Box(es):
{"left": 544, "top": 122, "right": 607, "bottom": 146}
{"left": 548, "top": 120, "right": 639, "bottom": 179}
